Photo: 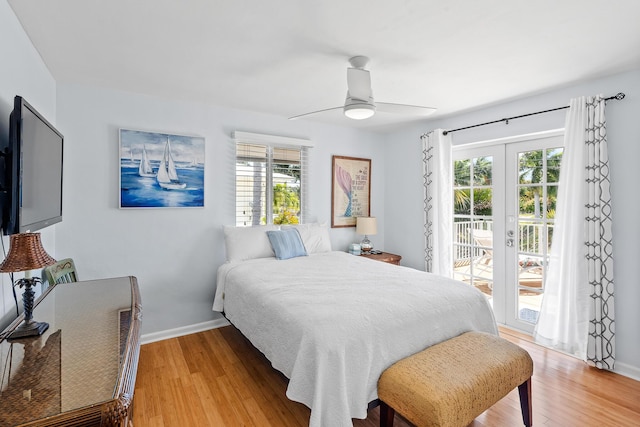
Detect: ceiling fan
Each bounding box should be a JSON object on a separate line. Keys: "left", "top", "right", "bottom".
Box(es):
{"left": 289, "top": 56, "right": 437, "bottom": 121}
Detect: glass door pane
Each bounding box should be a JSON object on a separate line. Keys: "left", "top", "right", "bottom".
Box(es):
{"left": 453, "top": 156, "right": 495, "bottom": 300}
{"left": 506, "top": 138, "right": 564, "bottom": 332}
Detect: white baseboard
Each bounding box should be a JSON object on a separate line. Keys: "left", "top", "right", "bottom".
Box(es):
{"left": 614, "top": 361, "right": 640, "bottom": 382}
{"left": 141, "top": 317, "right": 230, "bottom": 345}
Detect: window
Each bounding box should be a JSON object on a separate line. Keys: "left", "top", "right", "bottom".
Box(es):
{"left": 234, "top": 132, "right": 311, "bottom": 226}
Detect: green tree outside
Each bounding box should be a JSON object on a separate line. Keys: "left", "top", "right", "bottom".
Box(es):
{"left": 272, "top": 162, "right": 301, "bottom": 224}
{"left": 273, "top": 183, "right": 300, "bottom": 224}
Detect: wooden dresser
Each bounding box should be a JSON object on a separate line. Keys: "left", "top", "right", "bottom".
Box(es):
{"left": 0, "top": 276, "right": 142, "bottom": 427}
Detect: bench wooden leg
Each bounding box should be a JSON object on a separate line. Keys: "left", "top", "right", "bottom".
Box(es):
{"left": 518, "top": 378, "right": 533, "bottom": 427}
{"left": 379, "top": 401, "right": 395, "bottom": 427}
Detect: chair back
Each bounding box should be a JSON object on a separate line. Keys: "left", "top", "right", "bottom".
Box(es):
{"left": 471, "top": 229, "right": 494, "bottom": 257}
{"left": 43, "top": 258, "right": 78, "bottom": 285}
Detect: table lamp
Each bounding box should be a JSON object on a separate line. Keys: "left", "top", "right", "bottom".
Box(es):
{"left": 0, "top": 233, "right": 56, "bottom": 339}
{"left": 356, "top": 217, "right": 377, "bottom": 253}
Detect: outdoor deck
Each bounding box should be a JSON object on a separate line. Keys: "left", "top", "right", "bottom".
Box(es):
{"left": 454, "top": 258, "right": 543, "bottom": 323}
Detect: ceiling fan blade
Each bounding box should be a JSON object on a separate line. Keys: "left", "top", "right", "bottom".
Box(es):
{"left": 376, "top": 102, "right": 437, "bottom": 116}
{"left": 288, "top": 106, "right": 343, "bottom": 120}
{"left": 347, "top": 68, "right": 372, "bottom": 101}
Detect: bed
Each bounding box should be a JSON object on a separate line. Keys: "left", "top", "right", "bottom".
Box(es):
{"left": 213, "top": 224, "right": 497, "bottom": 427}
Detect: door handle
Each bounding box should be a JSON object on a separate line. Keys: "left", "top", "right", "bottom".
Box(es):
{"left": 506, "top": 239, "right": 514, "bottom": 247}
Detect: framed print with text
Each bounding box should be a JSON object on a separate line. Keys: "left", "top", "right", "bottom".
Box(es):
{"left": 331, "top": 155, "right": 371, "bottom": 227}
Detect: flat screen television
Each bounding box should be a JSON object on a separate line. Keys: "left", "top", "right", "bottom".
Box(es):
{"left": 2, "top": 95, "right": 63, "bottom": 235}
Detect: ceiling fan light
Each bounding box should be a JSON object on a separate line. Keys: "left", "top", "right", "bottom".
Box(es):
{"left": 344, "top": 103, "right": 375, "bottom": 120}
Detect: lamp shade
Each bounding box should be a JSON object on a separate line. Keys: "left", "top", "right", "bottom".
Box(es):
{"left": 356, "top": 217, "right": 377, "bottom": 236}
{"left": 0, "top": 233, "right": 56, "bottom": 273}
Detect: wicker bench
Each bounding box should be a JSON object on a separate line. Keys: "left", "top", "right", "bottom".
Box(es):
{"left": 378, "top": 331, "right": 533, "bottom": 427}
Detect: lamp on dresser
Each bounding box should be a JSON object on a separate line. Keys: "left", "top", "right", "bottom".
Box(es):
{"left": 0, "top": 233, "right": 56, "bottom": 339}
{"left": 356, "top": 216, "right": 377, "bottom": 253}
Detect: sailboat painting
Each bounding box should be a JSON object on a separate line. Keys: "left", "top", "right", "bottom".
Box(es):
{"left": 119, "top": 129, "right": 205, "bottom": 208}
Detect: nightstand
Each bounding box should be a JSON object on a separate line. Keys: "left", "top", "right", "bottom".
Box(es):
{"left": 360, "top": 251, "right": 402, "bottom": 265}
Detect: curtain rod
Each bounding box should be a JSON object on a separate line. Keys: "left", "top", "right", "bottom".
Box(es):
{"left": 441, "top": 92, "right": 626, "bottom": 136}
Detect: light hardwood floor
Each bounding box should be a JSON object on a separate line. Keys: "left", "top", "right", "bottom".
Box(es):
{"left": 133, "top": 326, "right": 640, "bottom": 426}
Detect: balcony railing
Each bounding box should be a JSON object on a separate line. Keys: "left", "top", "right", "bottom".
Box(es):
{"left": 453, "top": 220, "right": 552, "bottom": 261}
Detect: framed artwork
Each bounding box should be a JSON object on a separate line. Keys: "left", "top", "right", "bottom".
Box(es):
{"left": 331, "top": 155, "right": 371, "bottom": 228}
{"left": 119, "top": 129, "right": 205, "bottom": 208}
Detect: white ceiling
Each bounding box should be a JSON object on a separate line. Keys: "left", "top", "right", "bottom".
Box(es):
{"left": 9, "top": 0, "right": 640, "bottom": 132}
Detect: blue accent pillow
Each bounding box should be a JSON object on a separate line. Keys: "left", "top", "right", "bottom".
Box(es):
{"left": 266, "top": 228, "right": 308, "bottom": 260}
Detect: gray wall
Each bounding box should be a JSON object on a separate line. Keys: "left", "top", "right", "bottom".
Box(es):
{"left": 383, "top": 68, "right": 640, "bottom": 379}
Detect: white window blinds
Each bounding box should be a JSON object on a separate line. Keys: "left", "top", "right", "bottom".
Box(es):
{"left": 234, "top": 132, "right": 311, "bottom": 226}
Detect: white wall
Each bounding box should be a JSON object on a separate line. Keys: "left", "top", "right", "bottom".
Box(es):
{"left": 383, "top": 68, "right": 640, "bottom": 379}
{"left": 0, "top": 0, "right": 58, "bottom": 329}
{"left": 55, "top": 84, "right": 386, "bottom": 336}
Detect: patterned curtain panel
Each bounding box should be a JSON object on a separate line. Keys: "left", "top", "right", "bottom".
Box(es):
{"left": 584, "top": 96, "right": 615, "bottom": 369}
{"left": 421, "top": 129, "right": 453, "bottom": 276}
{"left": 534, "top": 95, "right": 615, "bottom": 369}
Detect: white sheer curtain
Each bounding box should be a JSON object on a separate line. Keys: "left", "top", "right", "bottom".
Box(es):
{"left": 421, "top": 129, "right": 453, "bottom": 276}
{"left": 534, "top": 95, "right": 615, "bottom": 369}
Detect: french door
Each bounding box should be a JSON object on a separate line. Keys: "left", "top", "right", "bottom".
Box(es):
{"left": 452, "top": 132, "right": 564, "bottom": 332}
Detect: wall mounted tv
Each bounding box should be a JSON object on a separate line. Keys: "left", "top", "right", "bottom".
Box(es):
{"left": 2, "top": 95, "right": 63, "bottom": 235}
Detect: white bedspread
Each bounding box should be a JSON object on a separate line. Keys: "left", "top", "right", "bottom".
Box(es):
{"left": 212, "top": 251, "right": 497, "bottom": 427}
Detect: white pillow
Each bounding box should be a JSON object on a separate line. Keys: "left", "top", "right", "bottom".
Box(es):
{"left": 223, "top": 225, "right": 280, "bottom": 262}
{"left": 281, "top": 222, "right": 332, "bottom": 254}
